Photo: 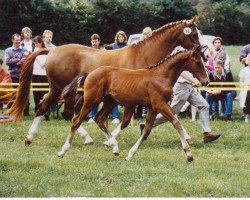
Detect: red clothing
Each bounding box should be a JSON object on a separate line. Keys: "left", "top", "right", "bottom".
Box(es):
{"left": 0, "top": 68, "right": 12, "bottom": 88}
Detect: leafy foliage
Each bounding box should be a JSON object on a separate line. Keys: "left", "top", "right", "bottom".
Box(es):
{"left": 0, "top": 0, "right": 249, "bottom": 48}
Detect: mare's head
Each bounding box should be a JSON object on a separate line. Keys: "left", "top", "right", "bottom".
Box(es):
{"left": 185, "top": 45, "right": 209, "bottom": 86}
{"left": 177, "top": 16, "right": 200, "bottom": 49}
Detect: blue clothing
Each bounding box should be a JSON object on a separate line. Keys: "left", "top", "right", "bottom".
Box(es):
{"left": 89, "top": 106, "right": 99, "bottom": 118}
{"left": 111, "top": 43, "right": 127, "bottom": 50}
{"left": 213, "top": 100, "right": 226, "bottom": 115}
{"left": 109, "top": 42, "right": 127, "bottom": 119}
{"left": 5, "top": 46, "right": 28, "bottom": 78}
{"left": 206, "top": 92, "right": 236, "bottom": 115}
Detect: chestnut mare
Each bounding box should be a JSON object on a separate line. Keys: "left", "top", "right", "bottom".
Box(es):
{"left": 7, "top": 17, "right": 205, "bottom": 145}
{"left": 58, "top": 46, "right": 208, "bottom": 162}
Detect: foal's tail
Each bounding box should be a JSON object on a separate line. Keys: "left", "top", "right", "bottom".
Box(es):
{"left": 62, "top": 72, "right": 88, "bottom": 99}
{"left": 5, "top": 49, "right": 50, "bottom": 121}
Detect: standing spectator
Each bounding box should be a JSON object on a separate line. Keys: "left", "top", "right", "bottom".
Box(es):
{"left": 239, "top": 43, "right": 250, "bottom": 122}
{"left": 239, "top": 54, "right": 250, "bottom": 122}
{"left": 21, "top": 27, "right": 33, "bottom": 116}
{"left": 109, "top": 30, "right": 128, "bottom": 124}
{"left": 206, "top": 60, "right": 236, "bottom": 122}
{"left": 21, "top": 27, "right": 34, "bottom": 53}
{"left": 4, "top": 33, "right": 29, "bottom": 115}
{"left": 42, "top": 30, "right": 56, "bottom": 49}
{"left": 0, "top": 58, "right": 12, "bottom": 109}
{"left": 32, "top": 36, "right": 48, "bottom": 113}
{"left": 87, "top": 34, "right": 101, "bottom": 123}
{"left": 239, "top": 43, "right": 250, "bottom": 66}
{"left": 135, "top": 27, "right": 153, "bottom": 119}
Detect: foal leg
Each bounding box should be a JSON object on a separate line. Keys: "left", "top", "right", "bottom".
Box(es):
{"left": 158, "top": 103, "right": 193, "bottom": 162}
{"left": 25, "top": 89, "right": 60, "bottom": 145}
{"left": 94, "top": 96, "right": 119, "bottom": 155}
{"left": 103, "top": 105, "right": 136, "bottom": 146}
{"left": 74, "top": 95, "right": 94, "bottom": 145}
{"left": 126, "top": 109, "right": 157, "bottom": 161}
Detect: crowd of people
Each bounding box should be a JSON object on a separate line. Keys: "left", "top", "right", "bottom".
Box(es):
{"left": 0, "top": 26, "right": 250, "bottom": 126}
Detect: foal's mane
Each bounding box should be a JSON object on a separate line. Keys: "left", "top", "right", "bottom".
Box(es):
{"left": 132, "top": 20, "right": 186, "bottom": 47}
{"left": 145, "top": 49, "right": 190, "bottom": 70}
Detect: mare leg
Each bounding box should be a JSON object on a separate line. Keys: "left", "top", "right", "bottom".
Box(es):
{"left": 126, "top": 109, "right": 157, "bottom": 161}
{"left": 156, "top": 102, "right": 193, "bottom": 162}
{"left": 57, "top": 100, "right": 97, "bottom": 157}
{"left": 74, "top": 94, "right": 94, "bottom": 145}
{"left": 25, "top": 89, "right": 61, "bottom": 145}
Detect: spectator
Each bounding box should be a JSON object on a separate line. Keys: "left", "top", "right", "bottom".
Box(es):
{"left": 109, "top": 30, "right": 128, "bottom": 124}
{"left": 239, "top": 54, "right": 250, "bottom": 122}
{"left": 239, "top": 43, "right": 250, "bottom": 66}
{"left": 32, "top": 36, "right": 48, "bottom": 114}
{"left": 135, "top": 27, "right": 153, "bottom": 119}
{"left": 212, "top": 37, "right": 230, "bottom": 70}
{"left": 42, "top": 30, "right": 56, "bottom": 49}
{"left": 87, "top": 34, "right": 101, "bottom": 123}
{"left": 150, "top": 70, "right": 221, "bottom": 143}
{"left": 0, "top": 58, "right": 12, "bottom": 109}
{"left": 21, "top": 27, "right": 34, "bottom": 53}
{"left": 4, "top": 33, "right": 29, "bottom": 115}
{"left": 206, "top": 60, "right": 236, "bottom": 122}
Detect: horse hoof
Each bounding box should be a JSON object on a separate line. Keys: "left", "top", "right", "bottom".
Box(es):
{"left": 84, "top": 141, "right": 94, "bottom": 145}
{"left": 187, "top": 156, "right": 194, "bottom": 162}
{"left": 25, "top": 137, "right": 32, "bottom": 146}
{"left": 103, "top": 141, "right": 111, "bottom": 147}
{"left": 113, "top": 152, "right": 119, "bottom": 156}
{"left": 125, "top": 157, "right": 131, "bottom": 161}
{"left": 57, "top": 152, "right": 65, "bottom": 158}
{"left": 186, "top": 139, "right": 193, "bottom": 145}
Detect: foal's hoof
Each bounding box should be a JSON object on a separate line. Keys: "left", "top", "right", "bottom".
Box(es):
{"left": 84, "top": 141, "right": 94, "bottom": 145}
{"left": 25, "top": 137, "right": 32, "bottom": 146}
{"left": 187, "top": 156, "right": 194, "bottom": 162}
{"left": 113, "top": 152, "right": 119, "bottom": 156}
{"left": 186, "top": 139, "right": 193, "bottom": 145}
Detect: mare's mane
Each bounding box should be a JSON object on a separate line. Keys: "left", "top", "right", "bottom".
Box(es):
{"left": 132, "top": 20, "right": 186, "bottom": 47}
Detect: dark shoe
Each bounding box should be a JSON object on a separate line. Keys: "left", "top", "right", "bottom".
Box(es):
{"left": 140, "top": 123, "right": 145, "bottom": 135}
{"left": 225, "top": 115, "right": 232, "bottom": 122}
{"left": 203, "top": 132, "right": 221, "bottom": 143}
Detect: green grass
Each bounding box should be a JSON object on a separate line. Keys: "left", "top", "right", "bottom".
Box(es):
{"left": 1, "top": 108, "right": 250, "bottom": 197}
{"left": 1, "top": 46, "right": 250, "bottom": 197}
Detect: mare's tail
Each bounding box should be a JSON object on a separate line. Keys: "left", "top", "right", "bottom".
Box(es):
{"left": 61, "top": 72, "right": 88, "bottom": 99}
{"left": 5, "top": 49, "right": 49, "bottom": 121}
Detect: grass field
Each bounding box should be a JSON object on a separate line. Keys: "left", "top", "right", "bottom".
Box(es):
{"left": 1, "top": 46, "right": 250, "bottom": 197}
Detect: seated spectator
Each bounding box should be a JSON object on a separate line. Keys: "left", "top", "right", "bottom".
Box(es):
{"left": 239, "top": 43, "right": 250, "bottom": 66}
{"left": 239, "top": 54, "right": 250, "bottom": 122}
{"left": 206, "top": 60, "right": 236, "bottom": 122}
{"left": 0, "top": 58, "right": 12, "bottom": 109}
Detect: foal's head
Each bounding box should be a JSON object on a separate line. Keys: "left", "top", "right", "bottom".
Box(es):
{"left": 186, "top": 45, "right": 209, "bottom": 86}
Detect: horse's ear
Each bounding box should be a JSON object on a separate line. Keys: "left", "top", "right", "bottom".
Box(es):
{"left": 190, "top": 16, "right": 199, "bottom": 26}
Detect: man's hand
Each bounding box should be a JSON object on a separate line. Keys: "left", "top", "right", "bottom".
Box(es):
{"left": 192, "top": 81, "right": 201, "bottom": 87}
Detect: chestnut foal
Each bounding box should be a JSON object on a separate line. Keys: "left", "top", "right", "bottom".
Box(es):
{"left": 59, "top": 46, "right": 208, "bottom": 162}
